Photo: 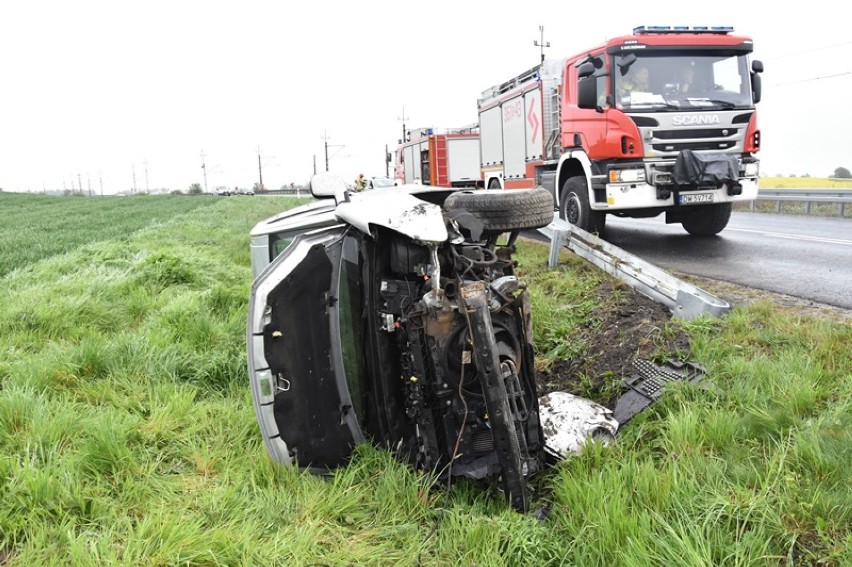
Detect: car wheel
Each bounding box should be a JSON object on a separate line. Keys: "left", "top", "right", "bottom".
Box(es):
{"left": 444, "top": 187, "right": 554, "bottom": 235}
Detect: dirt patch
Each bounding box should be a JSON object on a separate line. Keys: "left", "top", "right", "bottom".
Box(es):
{"left": 537, "top": 280, "right": 690, "bottom": 409}
{"left": 536, "top": 273, "right": 851, "bottom": 410}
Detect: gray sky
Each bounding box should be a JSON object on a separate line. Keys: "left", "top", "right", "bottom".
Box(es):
{"left": 1, "top": 1, "right": 849, "bottom": 194}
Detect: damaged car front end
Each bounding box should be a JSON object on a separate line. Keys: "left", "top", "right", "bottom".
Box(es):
{"left": 247, "top": 174, "right": 555, "bottom": 511}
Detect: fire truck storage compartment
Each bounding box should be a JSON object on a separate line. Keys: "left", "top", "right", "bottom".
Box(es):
{"left": 446, "top": 137, "right": 481, "bottom": 185}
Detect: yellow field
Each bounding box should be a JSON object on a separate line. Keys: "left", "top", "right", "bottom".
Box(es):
{"left": 759, "top": 176, "right": 852, "bottom": 189}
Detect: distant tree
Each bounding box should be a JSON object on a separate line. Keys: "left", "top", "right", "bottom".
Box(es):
{"left": 802, "top": 173, "right": 811, "bottom": 178}
{"left": 188, "top": 183, "right": 203, "bottom": 194}
{"left": 253, "top": 182, "right": 263, "bottom": 192}
{"left": 833, "top": 167, "right": 851, "bottom": 179}
{"left": 171, "top": 189, "right": 184, "bottom": 195}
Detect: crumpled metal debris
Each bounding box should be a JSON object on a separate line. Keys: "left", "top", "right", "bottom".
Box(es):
{"left": 538, "top": 391, "right": 619, "bottom": 459}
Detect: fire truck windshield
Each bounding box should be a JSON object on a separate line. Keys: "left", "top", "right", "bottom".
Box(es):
{"left": 614, "top": 51, "right": 754, "bottom": 112}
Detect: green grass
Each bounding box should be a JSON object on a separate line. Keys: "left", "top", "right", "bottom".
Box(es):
{"left": 0, "top": 193, "right": 849, "bottom": 565}
{"left": 0, "top": 193, "right": 220, "bottom": 278}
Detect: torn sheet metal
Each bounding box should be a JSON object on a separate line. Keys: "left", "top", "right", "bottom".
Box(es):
{"left": 538, "top": 391, "right": 619, "bottom": 459}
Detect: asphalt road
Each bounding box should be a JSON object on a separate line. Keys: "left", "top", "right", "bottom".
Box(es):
{"left": 598, "top": 212, "right": 852, "bottom": 310}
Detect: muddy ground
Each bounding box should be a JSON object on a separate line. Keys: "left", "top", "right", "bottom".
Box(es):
{"left": 535, "top": 273, "right": 851, "bottom": 410}
{"left": 536, "top": 280, "right": 690, "bottom": 408}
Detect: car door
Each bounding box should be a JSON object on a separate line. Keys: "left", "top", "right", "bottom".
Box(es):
{"left": 247, "top": 225, "right": 366, "bottom": 472}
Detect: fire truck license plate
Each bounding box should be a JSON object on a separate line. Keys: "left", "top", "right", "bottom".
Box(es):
{"left": 679, "top": 193, "right": 714, "bottom": 205}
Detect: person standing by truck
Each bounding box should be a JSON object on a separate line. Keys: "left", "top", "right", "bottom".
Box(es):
{"left": 354, "top": 173, "right": 366, "bottom": 192}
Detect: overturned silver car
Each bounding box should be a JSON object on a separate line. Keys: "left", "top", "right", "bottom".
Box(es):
{"left": 247, "top": 174, "right": 556, "bottom": 511}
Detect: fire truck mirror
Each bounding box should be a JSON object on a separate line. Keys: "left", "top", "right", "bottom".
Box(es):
{"left": 577, "top": 75, "right": 598, "bottom": 110}
{"left": 752, "top": 73, "right": 762, "bottom": 104}
{"left": 578, "top": 61, "right": 595, "bottom": 78}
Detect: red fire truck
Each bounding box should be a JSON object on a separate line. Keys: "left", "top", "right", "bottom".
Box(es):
{"left": 478, "top": 25, "right": 764, "bottom": 235}
{"left": 394, "top": 126, "right": 481, "bottom": 188}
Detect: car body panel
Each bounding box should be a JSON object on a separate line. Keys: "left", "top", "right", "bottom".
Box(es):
{"left": 335, "top": 189, "right": 448, "bottom": 244}
{"left": 248, "top": 225, "right": 364, "bottom": 469}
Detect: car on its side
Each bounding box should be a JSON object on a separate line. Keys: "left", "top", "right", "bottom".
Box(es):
{"left": 247, "top": 174, "right": 555, "bottom": 511}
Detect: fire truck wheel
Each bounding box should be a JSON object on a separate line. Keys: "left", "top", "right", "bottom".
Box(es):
{"left": 560, "top": 177, "right": 605, "bottom": 234}
{"left": 680, "top": 202, "right": 732, "bottom": 236}
{"left": 444, "top": 187, "right": 554, "bottom": 234}
{"left": 488, "top": 178, "right": 502, "bottom": 189}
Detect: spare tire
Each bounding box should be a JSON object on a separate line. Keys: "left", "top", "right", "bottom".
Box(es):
{"left": 443, "top": 187, "right": 554, "bottom": 234}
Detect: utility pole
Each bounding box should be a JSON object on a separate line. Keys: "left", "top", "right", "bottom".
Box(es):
{"left": 534, "top": 25, "right": 550, "bottom": 64}
{"left": 257, "top": 147, "right": 264, "bottom": 190}
{"left": 200, "top": 151, "right": 208, "bottom": 193}
{"left": 87, "top": 173, "right": 92, "bottom": 197}
{"left": 132, "top": 163, "right": 137, "bottom": 194}
{"left": 398, "top": 107, "right": 409, "bottom": 142}
{"left": 78, "top": 173, "right": 83, "bottom": 194}
{"left": 143, "top": 159, "right": 149, "bottom": 192}
{"left": 323, "top": 131, "right": 330, "bottom": 171}
{"left": 322, "top": 130, "right": 344, "bottom": 172}
{"left": 99, "top": 172, "right": 103, "bottom": 196}
{"left": 313, "top": 154, "right": 317, "bottom": 175}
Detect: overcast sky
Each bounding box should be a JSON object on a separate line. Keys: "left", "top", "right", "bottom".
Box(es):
{"left": 1, "top": 2, "right": 850, "bottom": 194}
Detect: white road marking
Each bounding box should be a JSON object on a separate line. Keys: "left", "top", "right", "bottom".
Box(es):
{"left": 609, "top": 217, "right": 852, "bottom": 246}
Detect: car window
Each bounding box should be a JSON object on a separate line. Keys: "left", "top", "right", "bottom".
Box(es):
{"left": 270, "top": 235, "right": 294, "bottom": 260}
{"left": 338, "top": 233, "right": 365, "bottom": 421}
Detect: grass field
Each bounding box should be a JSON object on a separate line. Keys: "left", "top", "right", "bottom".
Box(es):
{"left": 0, "top": 193, "right": 849, "bottom": 565}
{"left": 759, "top": 177, "right": 852, "bottom": 189}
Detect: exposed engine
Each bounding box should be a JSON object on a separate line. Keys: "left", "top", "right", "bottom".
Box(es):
{"left": 375, "top": 232, "right": 543, "bottom": 502}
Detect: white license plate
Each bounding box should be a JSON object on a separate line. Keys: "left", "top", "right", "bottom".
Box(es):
{"left": 679, "top": 192, "right": 714, "bottom": 205}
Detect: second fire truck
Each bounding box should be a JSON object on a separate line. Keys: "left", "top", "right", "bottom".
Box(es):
{"left": 394, "top": 126, "right": 481, "bottom": 188}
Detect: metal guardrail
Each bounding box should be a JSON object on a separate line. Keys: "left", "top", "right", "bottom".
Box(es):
{"left": 755, "top": 188, "right": 851, "bottom": 215}
{"left": 539, "top": 218, "right": 731, "bottom": 320}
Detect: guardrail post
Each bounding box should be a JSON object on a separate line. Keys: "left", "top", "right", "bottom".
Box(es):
{"left": 806, "top": 200, "right": 812, "bottom": 214}
{"left": 775, "top": 200, "right": 782, "bottom": 213}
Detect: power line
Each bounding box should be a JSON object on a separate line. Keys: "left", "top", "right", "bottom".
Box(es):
{"left": 767, "top": 41, "right": 852, "bottom": 61}
{"left": 769, "top": 70, "right": 852, "bottom": 87}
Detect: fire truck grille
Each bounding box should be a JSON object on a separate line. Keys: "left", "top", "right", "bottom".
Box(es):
{"left": 652, "top": 141, "right": 736, "bottom": 152}
{"left": 655, "top": 128, "right": 738, "bottom": 140}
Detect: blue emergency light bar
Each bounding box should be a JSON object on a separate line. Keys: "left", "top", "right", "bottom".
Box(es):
{"left": 633, "top": 25, "right": 734, "bottom": 35}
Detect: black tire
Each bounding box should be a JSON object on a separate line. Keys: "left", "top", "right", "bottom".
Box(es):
{"left": 488, "top": 178, "right": 502, "bottom": 189}
{"left": 680, "top": 202, "right": 731, "bottom": 236}
{"left": 443, "top": 187, "right": 554, "bottom": 234}
{"left": 559, "top": 176, "right": 605, "bottom": 234}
